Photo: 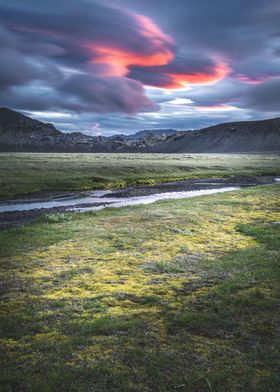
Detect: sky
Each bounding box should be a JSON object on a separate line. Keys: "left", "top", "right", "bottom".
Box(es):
{"left": 0, "top": 0, "right": 279, "bottom": 136}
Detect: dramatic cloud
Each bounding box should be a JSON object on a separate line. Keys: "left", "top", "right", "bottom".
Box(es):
{"left": 0, "top": 26, "right": 62, "bottom": 89}
{"left": 0, "top": 0, "right": 175, "bottom": 72}
{"left": 59, "top": 74, "right": 157, "bottom": 113}
{"left": 109, "top": 1, "right": 280, "bottom": 56}
{"left": 242, "top": 78, "right": 280, "bottom": 112}
{"left": 0, "top": 76, "right": 156, "bottom": 114}
{"left": 129, "top": 55, "right": 229, "bottom": 88}
{"left": 0, "top": 0, "right": 279, "bottom": 133}
{"left": 0, "top": 0, "right": 173, "bottom": 113}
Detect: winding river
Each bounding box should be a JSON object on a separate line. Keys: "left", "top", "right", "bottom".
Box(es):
{"left": 0, "top": 176, "right": 278, "bottom": 214}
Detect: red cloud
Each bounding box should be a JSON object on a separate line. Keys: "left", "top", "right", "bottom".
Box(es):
{"left": 129, "top": 57, "right": 230, "bottom": 90}
{"left": 164, "top": 63, "right": 230, "bottom": 88}
{"left": 11, "top": 7, "right": 228, "bottom": 91}
{"left": 84, "top": 13, "right": 174, "bottom": 77}
{"left": 85, "top": 44, "right": 174, "bottom": 77}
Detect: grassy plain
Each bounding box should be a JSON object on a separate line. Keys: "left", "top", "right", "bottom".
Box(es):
{"left": 0, "top": 152, "right": 280, "bottom": 198}
{"left": 0, "top": 185, "right": 279, "bottom": 391}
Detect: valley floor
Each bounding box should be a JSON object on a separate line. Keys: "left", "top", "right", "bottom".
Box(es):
{"left": 0, "top": 185, "right": 280, "bottom": 391}
{"left": 0, "top": 152, "right": 279, "bottom": 199}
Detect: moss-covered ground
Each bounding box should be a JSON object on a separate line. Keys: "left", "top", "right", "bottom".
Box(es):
{"left": 0, "top": 152, "right": 279, "bottom": 198}
{"left": 0, "top": 185, "right": 279, "bottom": 391}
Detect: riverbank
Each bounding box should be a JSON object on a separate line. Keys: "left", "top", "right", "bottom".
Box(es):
{"left": 0, "top": 175, "right": 277, "bottom": 229}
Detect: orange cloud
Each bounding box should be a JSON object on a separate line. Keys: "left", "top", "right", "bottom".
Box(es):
{"left": 164, "top": 63, "right": 230, "bottom": 89}
{"left": 84, "top": 13, "right": 174, "bottom": 77}
{"left": 86, "top": 44, "right": 173, "bottom": 77}
{"left": 133, "top": 14, "right": 173, "bottom": 48}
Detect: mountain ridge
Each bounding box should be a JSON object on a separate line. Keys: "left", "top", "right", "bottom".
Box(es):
{"left": 0, "top": 107, "right": 279, "bottom": 153}
{"left": 152, "top": 117, "right": 280, "bottom": 153}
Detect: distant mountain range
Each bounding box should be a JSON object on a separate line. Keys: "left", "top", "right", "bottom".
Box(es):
{"left": 111, "top": 129, "right": 177, "bottom": 140}
{"left": 0, "top": 107, "right": 279, "bottom": 153}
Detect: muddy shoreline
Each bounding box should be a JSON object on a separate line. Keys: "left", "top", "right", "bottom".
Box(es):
{"left": 0, "top": 175, "right": 277, "bottom": 230}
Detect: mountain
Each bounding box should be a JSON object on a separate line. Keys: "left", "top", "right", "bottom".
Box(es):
{"left": 0, "top": 108, "right": 177, "bottom": 152}
{"left": 152, "top": 118, "right": 280, "bottom": 153}
{"left": 0, "top": 107, "right": 279, "bottom": 153}
{"left": 111, "top": 129, "right": 177, "bottom": 140}
{"left": 0, "top": 108, "right": 110, "bottom": 152}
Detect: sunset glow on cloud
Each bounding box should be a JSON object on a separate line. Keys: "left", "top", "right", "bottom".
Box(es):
{"left": 85, "top": 43, "right": 173, "bottom": 77}
{"left": 84, "top": 13, "right": 174, "bottom": 77}
{"left": 157, "top": 63, "right": 230, "bottom": 89}
{"left": 0, "top": 0, "right": 279, "bottom": 134}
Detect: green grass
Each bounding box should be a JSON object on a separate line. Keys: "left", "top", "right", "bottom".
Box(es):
{"left": 0, "top": 152, "right": 279, "bottom": 198}
{"left": 142, "top": 260, "right": 185, "bottom": 273}
{"left": 44, "top": 213, "right": 74, "bottom": 223}
{"left": 0, "top": 185, "right": 279, "bottom": 391}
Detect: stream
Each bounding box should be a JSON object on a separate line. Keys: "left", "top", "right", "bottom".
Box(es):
{"left": 0, "top": 176, "right": 278, "bottom": 229}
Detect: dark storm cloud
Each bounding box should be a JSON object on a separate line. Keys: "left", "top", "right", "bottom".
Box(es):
{"left": 59, "top": 74, "right": 157, "bottom": 113}
{"left": 0, "top": 0, "right": 172, "bottom": 113}
{"left": 0, "top": 75, "right": 157, "bottom": 114}
{"left": 0, "top": 88, "right": 61, "bottom": 112}
{"left": 0, "top": 47, "right": 38, "bottom": 89}
{"left": 0, "top": 26, "right": 62, "bottom": 90}
{"left": 242, "top": 78, "right": 280, "bottom": 112}
{"left": 109, "top": 0, "right": 280, "bottom": 56}
{"left": 0, "top": 0, "right": 174, "bottom": 68}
